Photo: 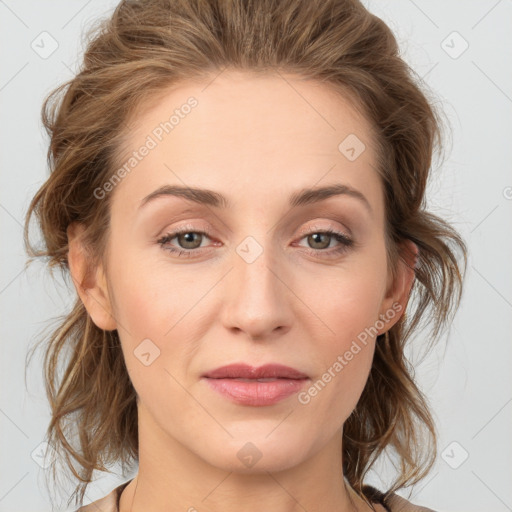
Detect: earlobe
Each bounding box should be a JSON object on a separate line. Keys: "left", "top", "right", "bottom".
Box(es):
{"left": 378, "top": 239, "right": 418, "bottom": 335}
{"left": 67, "top": 222, "right": 117, "bottom": 331}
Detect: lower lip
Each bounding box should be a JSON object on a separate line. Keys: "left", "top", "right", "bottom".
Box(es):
{"left": 202, "top": 377, "right": 309, "bottom": 406}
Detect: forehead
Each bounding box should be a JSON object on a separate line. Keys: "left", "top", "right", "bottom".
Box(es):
{"left": 110, "top": 70, "right": 381, "bottom": 217}
{"left": 122, "top": 69, "right": 375, "bottom": 154}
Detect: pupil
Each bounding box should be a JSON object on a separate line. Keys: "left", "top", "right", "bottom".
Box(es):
{"left": 180, "top": 232, "right": 200, "bottom": 248}
{"left": 310, "top": 233, "right": 329, "bottom": 249}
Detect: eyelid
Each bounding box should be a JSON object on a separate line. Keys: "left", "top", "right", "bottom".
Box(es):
{"left": 156, "top": 221, "right": 355, "bottom": 262}
{"left": 159, "top": 221, "right": 350, "bottom": 243}
{"left": 296, "top": 221, "right": 351, "bottom": 239}
{"left": 157, "top": 223, "right": 213, "bottom": 239}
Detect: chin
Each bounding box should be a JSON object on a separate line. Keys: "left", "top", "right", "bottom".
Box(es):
{"left": 198, "top": 431, "right": 310, "bottom": 474}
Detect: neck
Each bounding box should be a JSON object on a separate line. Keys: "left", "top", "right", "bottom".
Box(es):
{"left": 118, "top": 404, "right": 368, "bottom": 512}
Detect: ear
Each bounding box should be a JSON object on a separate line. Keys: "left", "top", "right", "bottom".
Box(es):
{"left": 67, "top": 222, "right": 117, "bottom": 331}
{"left": 377, "top": 239, "right": 418, "bottom": 335}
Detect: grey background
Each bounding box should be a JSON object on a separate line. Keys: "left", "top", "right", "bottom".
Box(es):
{"left": 1, "top": 1, "right": 511, "bottom": 511}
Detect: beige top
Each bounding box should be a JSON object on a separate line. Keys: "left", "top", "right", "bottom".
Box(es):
{"left": 76, "top": 480, "right": 436, "bottom": 512}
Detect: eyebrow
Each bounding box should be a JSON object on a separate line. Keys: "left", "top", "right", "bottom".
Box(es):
{"left": 139, "top": 183, "right": 372, "bottom": 214}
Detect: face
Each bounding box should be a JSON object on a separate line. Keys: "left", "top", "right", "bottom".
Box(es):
{"left": 75, "top": 70, "right": 410, "bottom": 474}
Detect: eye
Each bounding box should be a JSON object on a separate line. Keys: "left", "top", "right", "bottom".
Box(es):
{"left": 156, "top": 226, "right": 354, "bottom": 259}
{"left": 157, "top": 227, "right": 214, "bottom": 258}
{"left": 295, "top": 229, "right": 354, "bottom": 258}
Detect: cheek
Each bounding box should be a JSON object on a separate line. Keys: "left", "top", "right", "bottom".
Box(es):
{"left": 304, "top": 318, "right": 377, "bottom": 427}
{"left": 109, "top": 251, "right": 176, "bottom": 335}
{"left": 108, "top": 252, "right": 204, "bottom": 387}
{"left": 106, "top": 257, "right": 170, "bottom": 382}
{"left": 297, "top": 258, "right": 386, "bottom": 414}
{"left": 307, "top": 266, "right": 387, "bottom": 342}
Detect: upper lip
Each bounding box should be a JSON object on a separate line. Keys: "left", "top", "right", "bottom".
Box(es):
{"left": 202, "top": 363, "right": 309, "bottom": 379}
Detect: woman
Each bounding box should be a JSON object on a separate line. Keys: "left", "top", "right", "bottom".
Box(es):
{"left": 24, "top": 0, "right": 467, "bottom": 510}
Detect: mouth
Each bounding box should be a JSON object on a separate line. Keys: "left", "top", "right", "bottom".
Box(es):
{"left": 201, "top": 363, "right": 309, "bottom": 406}
{"left": 201, "top": 363, "right": 309, "bottom": 380}
{"left": 224, "top": 377, "right": 287, "bottom": 382}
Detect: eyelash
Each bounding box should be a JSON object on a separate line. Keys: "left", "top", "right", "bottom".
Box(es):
{"left": 157, "top": 225, "right": 354, "bottom": 259}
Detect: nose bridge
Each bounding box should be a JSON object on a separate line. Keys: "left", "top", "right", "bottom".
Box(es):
{"left": 234, "top": 233, "right": 281, "bottom": 301}
{"left": 235, "top": 235, "right": 277, "bottom": 286}
{"left": 222, "top": 233, "right": 291, "bottom": 337}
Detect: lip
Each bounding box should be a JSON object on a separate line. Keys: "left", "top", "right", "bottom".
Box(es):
{"left": 201, "top": 364, "right": 309, "bottom": 406}
{"left": 202, "top": 363, "right": 309, "bottom": 380}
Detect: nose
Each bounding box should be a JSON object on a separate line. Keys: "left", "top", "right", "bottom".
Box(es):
{"left": 219, "top": 237, "right": 293, "bottom": 341}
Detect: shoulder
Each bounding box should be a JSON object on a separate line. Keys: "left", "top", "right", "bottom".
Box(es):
{"left": 363, "top": 484, "right": 437, "bottom": 512}
{"left": 75, "top": 480, "right": 437, "bottom": 512}
{"left": 75, "top": 490, "right": 117, "bottom": 512}
{"left": 385, "top": 491, "right": 437, "bottom": 512}
{"left": 74, "top": 480, "right": 131, "bottom": 512}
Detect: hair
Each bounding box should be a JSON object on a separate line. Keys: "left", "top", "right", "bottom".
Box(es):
{"left": 24, "top": 0, "right": 467, "bottom": 509}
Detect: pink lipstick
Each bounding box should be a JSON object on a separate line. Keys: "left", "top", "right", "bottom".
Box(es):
{"left": 201, "top": 363, "right": 309, "bottom": 406}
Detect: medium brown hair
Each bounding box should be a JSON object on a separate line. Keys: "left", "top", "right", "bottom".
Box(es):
{"left": 24, "top": 0, "right": 467, "bottom": 508}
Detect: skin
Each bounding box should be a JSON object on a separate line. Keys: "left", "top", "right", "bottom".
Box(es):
{"left": 68, "top": 70, "right": 417, "bottom": 512}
